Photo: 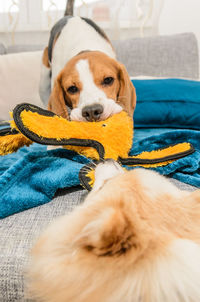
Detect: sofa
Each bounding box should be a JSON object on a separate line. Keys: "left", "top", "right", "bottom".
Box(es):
{"left": 0, "top": 32, "right": 199, "bottom": 301}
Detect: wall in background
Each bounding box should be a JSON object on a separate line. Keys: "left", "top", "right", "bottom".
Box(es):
{"left": 0, "top": 0, "right": 200, "bottom": 53}
{"left": 0, "top": 0, "right": 164, "bottom": 46}
{"left": 159, "top": 0, "right": 200, "bottom": 55}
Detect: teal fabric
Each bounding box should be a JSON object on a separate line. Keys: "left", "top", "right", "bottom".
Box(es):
{"left": 0, "top": 144, "right": 90, "bottom": 218}
{"left": 132, "top": 78, "right": 200, "bottom": 129}
{"left": 132, "top": 128, "right": 200, "bottom": 187}
{"left": 0, "top": 127, "right": 200, "bottom": 218}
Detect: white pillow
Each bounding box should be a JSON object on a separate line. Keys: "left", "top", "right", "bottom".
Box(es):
{"left": 0, "top": 51, "right": 44, "bottom": 121}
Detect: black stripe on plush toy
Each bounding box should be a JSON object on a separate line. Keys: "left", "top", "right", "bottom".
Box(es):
{"left": 0, "top": 127, "right": 19, "bottom": 136}
{"left": 79, "top": 162, "right": 98, "bottom": 191}
{"left": 119, "top": 143, "right": 195, "bottom": 165}
{"left": 13, "top": 103, "right": 105, "bottom": 159}
{"left": 13, "top": 103, "right": 56, "bottom": 120}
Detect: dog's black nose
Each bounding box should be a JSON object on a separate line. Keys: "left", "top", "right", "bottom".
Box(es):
{"left": 82, "top": 104, "right": 103, "bottom": 121}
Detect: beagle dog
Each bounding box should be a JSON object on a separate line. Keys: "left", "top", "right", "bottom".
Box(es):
{"left": 40, "top": 16, "right": 136, "bottom": 122}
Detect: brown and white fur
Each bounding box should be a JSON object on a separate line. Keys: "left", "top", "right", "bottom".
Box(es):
{"left": 28, "top": 161, "right": 200, "bottom": 302}
{"left": 40, "top": 16, "right": 136, "bottom": 121}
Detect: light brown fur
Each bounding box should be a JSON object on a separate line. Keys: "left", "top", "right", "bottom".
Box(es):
{"left": 27, "top": 166, "right": 200, "bottom": 302}
{"left": 48, "top": 51, "right": 136, "bottom": 119}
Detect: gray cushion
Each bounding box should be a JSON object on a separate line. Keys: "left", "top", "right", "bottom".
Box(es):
{"left": 112, "top": 32, "right": 199, "bottom": 79}
{"left": 0, "top": 179, "right": 196, "bottom": 301}
{"left": 0, "top": 186, "right": 86, "bottom": 302}
{"left": 0, "top": 43, "right": 6, "bottom": 55}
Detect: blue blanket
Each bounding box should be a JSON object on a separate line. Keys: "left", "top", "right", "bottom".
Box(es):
{"left": 132, "top": 78, "right": 200, "bottom": 129}
{"left": 0, "top": 127, "right": 200, "bottom": 218}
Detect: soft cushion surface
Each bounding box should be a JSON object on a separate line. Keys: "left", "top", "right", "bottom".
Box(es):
{"left": 0, "top": 187, "right": 85, "bottom": 302}
{"left": 0, "top": 51, "right": 43, "bottom": 121}
{"left": 113, "top": 33, "right": 199, "bottom": 79}
{"left": 132, "top": 78, "right": 200, "bottom": 129}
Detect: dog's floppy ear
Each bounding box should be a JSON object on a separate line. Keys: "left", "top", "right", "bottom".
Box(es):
{"left": 74, "top": 207, "right": 138, "bottom": 256}
{"left": 117, "top": 63, "right": 136, "bottom": 117}
{"left": 48, "top": 73, "right": 69, "bottom": 119}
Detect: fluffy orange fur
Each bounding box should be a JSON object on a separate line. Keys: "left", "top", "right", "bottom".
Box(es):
{"left": 0, "top": 133, "right": 32, "bottom": 155}
{"left": 27, "top": 165, "right": 200, "bottom": 302}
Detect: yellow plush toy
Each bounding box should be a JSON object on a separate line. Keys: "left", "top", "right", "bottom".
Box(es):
{"left": 0, "top": 103, "right": 194, "bottom": 189}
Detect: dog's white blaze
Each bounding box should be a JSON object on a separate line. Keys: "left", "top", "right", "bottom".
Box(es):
{"left": 76, "top": 59, "right": 106, "bottom": 106}
{"left": 51, "top": 16, "right": 115, "bottom": 88}
{"left": 70, "top": 59, "right": 122, "bottom": 121}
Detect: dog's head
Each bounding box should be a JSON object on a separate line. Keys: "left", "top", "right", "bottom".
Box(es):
{"left": 48, "top": 51, "right": 136, "bottom": 121}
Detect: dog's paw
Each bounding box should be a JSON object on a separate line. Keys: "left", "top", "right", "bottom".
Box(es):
{"left": 93, "top": 159, "right": 124, "bottom": 191}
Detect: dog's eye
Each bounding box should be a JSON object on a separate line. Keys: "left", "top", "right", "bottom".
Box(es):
{"left": 102, "top": 77, "right": 114, "bottom": 86}
{"left": 67, "top": 85, "right": 79, "bottom": 94}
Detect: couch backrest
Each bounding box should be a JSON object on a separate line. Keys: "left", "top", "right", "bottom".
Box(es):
{"left": 112, "top": 33, "right": 199, "bottom": 79}
{"left": 1, "top": 32, "right": 199, "bottom": 79}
